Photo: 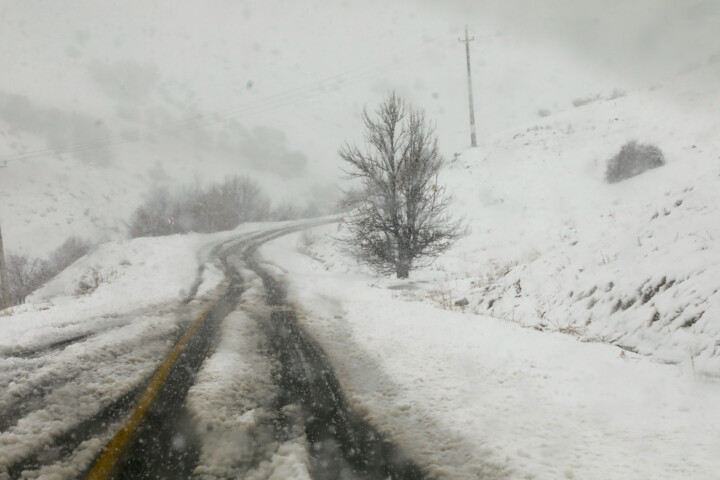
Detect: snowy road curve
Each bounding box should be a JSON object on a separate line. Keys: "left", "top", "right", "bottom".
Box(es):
{"left": 1, "top": 220, "right": 424, "bottom": 480}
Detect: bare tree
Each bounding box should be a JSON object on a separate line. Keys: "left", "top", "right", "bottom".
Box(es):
{"left": 6, "top": 253, "right": 51, "bottom": 305}
{"left": 128, "top": 188, "right": 175, "bottom": 238}
{"left": 0, "top": 236, "right": 91, "bottom": 307}
{"left": 49, "top": 236, "right": 91, "bottom": 272}
{"left": 340, "top": 93, "right": 461, "bottom": 278}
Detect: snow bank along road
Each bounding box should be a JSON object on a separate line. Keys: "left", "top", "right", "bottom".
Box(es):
{"left": 0, "top": 221, "right": 423, "bottom": 480}
{"left": 259, "top": 227, "right": 720, "bottom": 480}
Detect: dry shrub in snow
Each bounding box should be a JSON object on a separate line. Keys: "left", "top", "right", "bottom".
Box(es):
{"left": 572, "top": 95, "right": 601, "bottom": 107}
{"left": 296, "top": 230, "right": 318, "bottom": 255}
{"left": 605, "top": 141, "right": 665, "bottom": 183}
{"left": 4, "top": 236, "right": 91, "bottom": 305}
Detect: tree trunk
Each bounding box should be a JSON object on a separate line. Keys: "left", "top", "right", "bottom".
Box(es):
{"left": 396, "top": 252, "right": 411, "bottom": 279}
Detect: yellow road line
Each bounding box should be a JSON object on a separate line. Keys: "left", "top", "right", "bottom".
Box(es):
{"left": 85, "top": 304, "right": 215, "bottom": 480}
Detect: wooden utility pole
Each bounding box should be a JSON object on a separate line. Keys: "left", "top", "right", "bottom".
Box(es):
{"left": 460, "top": 25, "right": 478, "bottom": 147}
{"left": 0, "top": 224, "right": 10, "bottom": 309}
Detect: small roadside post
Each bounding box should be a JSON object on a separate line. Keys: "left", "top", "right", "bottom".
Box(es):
{"left": 0, "top": 224, "right": 11, "bottom": 310}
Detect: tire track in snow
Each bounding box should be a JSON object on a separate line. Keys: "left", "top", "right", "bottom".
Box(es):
{"left": 80, "top": 226, "right": 310, "bottom": 479}
{"left": 0, "top": 320, "right": 185, "bottom": 434}
{"left": 3, "top": 381, "right": 148, "bottom": 479}
{"left": 241, "top": 232, "right": 425, "bottom": 480}
{"left": 5, "top": 219, "right": 421, "bottom": 479}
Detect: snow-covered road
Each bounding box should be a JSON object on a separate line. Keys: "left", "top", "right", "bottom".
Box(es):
{"left": 0, "top": 232, "right": 223, "bottom": 479}
{"left": 0, "top": 224, "right": 289, "bottom": 479}
{"left": 2, "top": 218, "right": 426, "bottom": 480}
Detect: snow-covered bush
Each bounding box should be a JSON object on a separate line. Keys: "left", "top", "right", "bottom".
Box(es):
{"left": 605, "top": 141, "right": 665, "bottom": 183}
{"left": 74, "top": 266, "right": 116, "bottom": 296}
{"left": 537, "top": 108, "right": 551, "bottom": 118}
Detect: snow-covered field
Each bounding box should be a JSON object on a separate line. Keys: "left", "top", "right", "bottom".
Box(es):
{"left": 260, "top": 229, "right": 720, "bottom": 480}
{"left": 0, "top": 231, "right": 226, "bottom": 353}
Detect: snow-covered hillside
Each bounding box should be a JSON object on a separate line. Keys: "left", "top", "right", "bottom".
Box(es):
{"left": 310, "top": 61, "right": 720, "bottom": 376}
{"left": 439, "top": 61, "right": 720, "bottom": 375}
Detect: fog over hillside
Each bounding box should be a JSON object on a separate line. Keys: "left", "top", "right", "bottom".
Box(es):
{"left": 1, "top": 0, "right": 719, "bottom": 254}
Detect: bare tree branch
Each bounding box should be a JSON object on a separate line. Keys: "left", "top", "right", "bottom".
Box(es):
{"left": 340, "top": 93, "right": 462, "bottom": 278}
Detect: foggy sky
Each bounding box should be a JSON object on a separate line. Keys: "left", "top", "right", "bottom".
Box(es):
{"left": 1, "top": 0, "right": 718, "bottom": 193}
{"left": 465, "top": 0, "right": 720, "bottom": 82}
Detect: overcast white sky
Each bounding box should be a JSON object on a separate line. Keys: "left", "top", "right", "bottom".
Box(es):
{"left": 1, "top": 0, "right": 718, "bottom": 196}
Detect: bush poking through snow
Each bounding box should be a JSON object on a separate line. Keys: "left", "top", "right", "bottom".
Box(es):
{"left": 74, "top": 266, "right": 116, "bottom": 296}
{"left": 605, "top": 141, "right": 665, "bottom": 183}
{"left": 296, "top": 230, "right": 318, "bottom": 255}
{"left": 607, "top": 88, "right": 626, "bottom": 100}
{"left": 572, "top": 95, "right": 602, "bottom": 107}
